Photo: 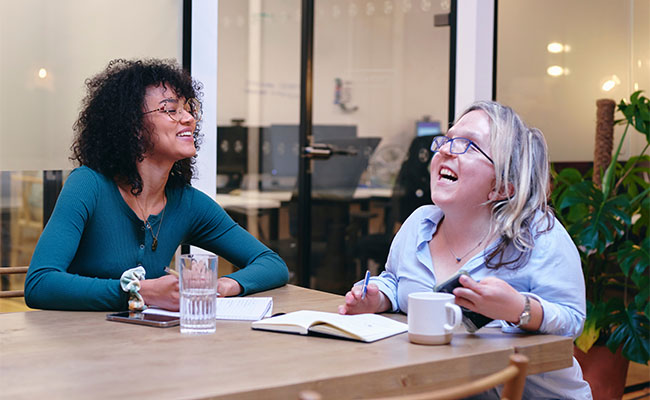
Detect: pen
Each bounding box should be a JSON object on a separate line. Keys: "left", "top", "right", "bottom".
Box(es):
{"left": 361, "top": 270, "right": 370, "bottom": 299}
{"left": 164, "top": 267, "right": 179, "bottom": 277}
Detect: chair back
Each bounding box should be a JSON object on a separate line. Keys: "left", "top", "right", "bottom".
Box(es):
{"left": 391, "top": 135, "right": 437, "bottom": 225}
{"left": 9, "top": 172, "right": 44, "bottom": 267}
{"left": 0, "top": 266, "right": 29, "bottom": 298}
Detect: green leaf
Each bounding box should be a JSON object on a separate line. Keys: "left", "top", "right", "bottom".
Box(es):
{"left": 560, "top": 181, "right": 632, "bottom": 252}
{"left": 618, "top": 91, "right": 650, "bottom": 141}
{"left": 634, "top": 274, "right": 649, "bottom": 311}
{"left": 617, "top": 238, "right": 649, "bottom": 277}
{"left": 575, "top": 318, "right": 600, "bottom": 353}
{"left": 606, "top": 305, "right": 650, "bottom": 364}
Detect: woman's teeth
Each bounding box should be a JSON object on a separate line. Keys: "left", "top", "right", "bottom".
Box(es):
{"left": 440, "top": 167, "right": 457, "bottom": 182}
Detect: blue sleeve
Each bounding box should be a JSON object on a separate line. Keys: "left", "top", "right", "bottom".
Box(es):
{"left": 527, "top": 221, "right": 586, "bottom": 338}
{"left": 497, "top": 217, "right": 586, "bottom": 338}
{"left": 370, "top": 212, "right": 415, "bottom": 312}
{"left": 24, "top": 168, "right": 129, "bottom": 310}
{"left": 185, "top": 189, "right": 289, "bottom": 295}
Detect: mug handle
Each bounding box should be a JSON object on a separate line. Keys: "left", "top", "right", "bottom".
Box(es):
{"left": 444, "top": 303, "right": 463, "bottom": 332}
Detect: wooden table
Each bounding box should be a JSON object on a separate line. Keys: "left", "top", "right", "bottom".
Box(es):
{"left": 0, "top": 285, "right": 572, "bottom": 399}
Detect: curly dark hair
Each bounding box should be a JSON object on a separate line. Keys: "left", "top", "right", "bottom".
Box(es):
{"left": 71, "top": 58, "right": 203, "bottom": 195}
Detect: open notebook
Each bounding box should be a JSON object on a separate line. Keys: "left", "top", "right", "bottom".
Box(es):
{"left": 251, "top": 310, "right": 407, "bottom": 343}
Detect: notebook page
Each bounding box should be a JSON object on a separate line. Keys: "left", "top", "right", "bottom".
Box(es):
{"left": 216, "top": 297, "right": 273, "bottom": 320}
{"left": 142, "top": 297, "right": 273, "bottom": 321}
{"left": 314, "top": 313, "right": 407, "bottom": 341}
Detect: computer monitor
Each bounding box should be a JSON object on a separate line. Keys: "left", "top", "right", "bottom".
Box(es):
{"left": 259, "top": 124, "right": 357, "bottom": 191}
{"left": 416, "top": 120, "right": 441, "bottom": 137}
{"left": 311, "top": 137, "right": 381, "bottom": 200}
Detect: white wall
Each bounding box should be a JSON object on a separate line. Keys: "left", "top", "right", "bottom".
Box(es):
{"left": 0, "top": 0, "right": 184, "bottom": 171}
{"left": 191, "top": 0, "right": 218, "bottom": 199}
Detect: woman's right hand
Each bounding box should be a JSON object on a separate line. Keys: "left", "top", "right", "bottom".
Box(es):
{"left": 338, "top": 283, "right": 390, "bottom": 315}
{"left": 139, "top": 275, "right": 180, "bottom": 311}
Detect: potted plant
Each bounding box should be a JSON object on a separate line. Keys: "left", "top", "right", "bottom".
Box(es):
{"left": 551, "top": 90, "right": 649, "bottom": 398}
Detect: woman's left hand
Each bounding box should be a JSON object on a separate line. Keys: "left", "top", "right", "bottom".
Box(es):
{"left": 217, "top": 277, "right": 243, "bottom": 297}
{"left": 452, "top": 274, "right": 526, "bottom": 323}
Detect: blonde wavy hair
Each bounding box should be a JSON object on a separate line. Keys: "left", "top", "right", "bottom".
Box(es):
{"left": 459, "top": 101, "right": 554, "bottom": 269}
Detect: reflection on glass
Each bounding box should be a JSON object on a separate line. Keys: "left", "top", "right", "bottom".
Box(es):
{"left": 498, "top": 0, "right": 647, "bottom": 163}
{"left": 546, "top": 65, "right": 565, "bottom": 77}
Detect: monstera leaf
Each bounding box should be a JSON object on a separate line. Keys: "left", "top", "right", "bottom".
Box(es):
{"left": 607, "top": 303, "right": 650, "bottom": 364}
{"left": 559, "top": 181, "right": 630, "bottom": 253}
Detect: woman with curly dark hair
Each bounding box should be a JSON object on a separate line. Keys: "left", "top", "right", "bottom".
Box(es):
{"left": 25, "top": 59, "right": 289, "bottom": 311}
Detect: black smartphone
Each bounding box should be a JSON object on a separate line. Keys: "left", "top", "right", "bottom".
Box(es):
{"left": 106, "top": 311, "right": 180, "bottom": 328}
{"left": 434, "top": 271, "right": 494, "bottom": 333}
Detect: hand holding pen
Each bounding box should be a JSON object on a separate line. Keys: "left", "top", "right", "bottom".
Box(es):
{"left": 338, "top": 270, "right": 391, "bottom": 315}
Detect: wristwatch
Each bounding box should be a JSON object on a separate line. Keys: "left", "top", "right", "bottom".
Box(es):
{"left": 513, "top": 295, "right": 531, "bottom": 328}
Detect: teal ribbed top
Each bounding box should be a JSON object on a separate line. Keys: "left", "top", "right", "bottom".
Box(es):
{"left": 25, "top": 166, "right": 289, "bottom": 310}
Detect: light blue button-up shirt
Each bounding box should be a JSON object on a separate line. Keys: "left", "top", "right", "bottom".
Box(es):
{"left": 369, "top": 205, "right": 592, "bottom": 400}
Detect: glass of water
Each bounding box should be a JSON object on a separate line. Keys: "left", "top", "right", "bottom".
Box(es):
{"left": 179, "top": 254, "right": 218, "bottom": 334}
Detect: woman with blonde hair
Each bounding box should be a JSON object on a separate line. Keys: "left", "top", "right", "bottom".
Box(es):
{"left": 339, "top": 101, "right": 591, "bottom": 399}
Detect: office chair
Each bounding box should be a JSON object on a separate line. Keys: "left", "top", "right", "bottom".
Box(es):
{"left": 297, "top": 353, "right": 529, "bottom": 400}
{"left": 355, "top": 135, "right": 436, "bottom": 271}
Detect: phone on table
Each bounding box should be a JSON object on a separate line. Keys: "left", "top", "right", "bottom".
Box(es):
{"left": 434, "top": 271, "right": 494, "bottom": 333}
{"left": 106, "top": 311, "right": 180, "bottom": 328}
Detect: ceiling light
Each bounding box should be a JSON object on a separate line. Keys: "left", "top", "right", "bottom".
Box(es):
{"left": 601, "top": 75, "right": 620, "bottom": 92}
{"left": 547, "top": 66, "right": 564, "bottom": 77}
{"left": 602, "top": 80, "right": 616, "bottom": 91}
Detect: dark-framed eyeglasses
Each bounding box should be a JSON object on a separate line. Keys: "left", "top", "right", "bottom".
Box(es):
{"left": 430, "top": 136, "right": 494, "bottom": 164}
{"left": 143, "top": 98, "right": 202, "bottom": 123}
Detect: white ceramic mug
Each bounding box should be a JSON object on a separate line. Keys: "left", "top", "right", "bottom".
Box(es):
{"left": 407, "top": 292, "right": 462, "bottom": 345}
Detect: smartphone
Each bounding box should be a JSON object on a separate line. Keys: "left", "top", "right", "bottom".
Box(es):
{"left": 106, "top": 311, "right": 180, "bottom": 328}
{"left": 434, "top": 271, "right": 494, "bottom": 333}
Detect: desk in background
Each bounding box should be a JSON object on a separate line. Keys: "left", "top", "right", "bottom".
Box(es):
{"left": 216, "top": 188, "right": 395, "bottom": 291}
{"left": 215, "top": 187, "right": 392, "bottom": 238}
{"left": 0, "top": 285, "right": 573, "bottom": 399}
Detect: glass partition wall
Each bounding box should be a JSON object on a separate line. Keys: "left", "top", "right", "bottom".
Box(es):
{"left": 217, "top": 0, "right": 450, "bottom": 293}
{"left": 0, "top": 0, "right": 184, "bottom": 310}
{"left": 9, "top": 0, "right": 641, "bottom": 300}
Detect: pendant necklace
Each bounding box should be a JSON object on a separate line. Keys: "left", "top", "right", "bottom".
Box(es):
{"left": 135, "top": 196, "right": 166, "bottom": 251}
{"left": 441, "top": 224, "right": 490, "bottom": 263}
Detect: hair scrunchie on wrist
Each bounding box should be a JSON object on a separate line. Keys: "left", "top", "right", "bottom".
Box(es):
{"left": 120, "top": 266, "right": 147, "bottom": 311}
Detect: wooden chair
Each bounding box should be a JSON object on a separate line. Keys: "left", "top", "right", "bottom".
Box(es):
{"left": 9, "top": 172, "right": 43, "bottom": 268}
{"left": 298, "top": 353, "right": 529, "bottom": 400}
{"left": 0, "top": 266, "right": 29, "bottom": 298}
